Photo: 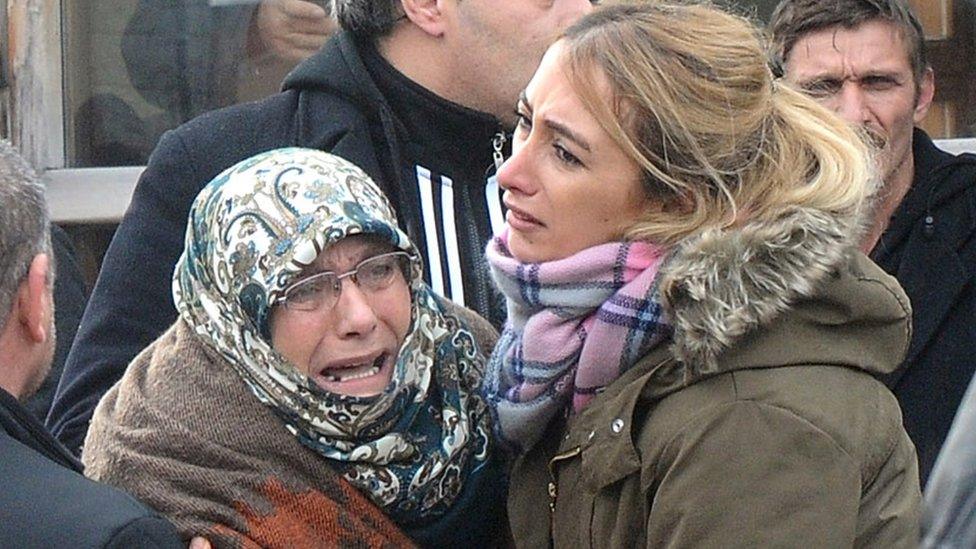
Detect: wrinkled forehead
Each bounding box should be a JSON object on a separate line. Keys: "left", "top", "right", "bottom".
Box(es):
{"left": 785, "top": 20, "right": 913, "bottom": 78}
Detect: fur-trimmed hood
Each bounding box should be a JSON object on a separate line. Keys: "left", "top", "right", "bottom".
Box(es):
{"left": 506, "top": 207, "right": 920, "bottom": 549}
{"left": 658, "top": 205, "right": 911, "bottom": 381}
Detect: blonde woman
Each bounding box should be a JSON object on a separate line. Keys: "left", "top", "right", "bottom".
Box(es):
{"left": 485, "top": 3, "right": 920, "bottom": 546}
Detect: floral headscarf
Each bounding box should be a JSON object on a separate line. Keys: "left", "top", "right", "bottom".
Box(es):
{"left": 173, "top": 148, "right": 492, "bottom": 526}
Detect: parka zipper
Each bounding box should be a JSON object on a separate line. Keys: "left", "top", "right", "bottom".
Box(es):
{"left": 547, "top": 446, "right": 582, "bottom": 541}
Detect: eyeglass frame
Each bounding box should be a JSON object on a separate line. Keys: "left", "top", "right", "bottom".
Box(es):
{"left": 274, "top": 250, "right": 415, "bottom": 312}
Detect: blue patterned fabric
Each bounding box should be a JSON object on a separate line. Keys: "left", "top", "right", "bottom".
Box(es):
{"left": 172, "top": 148, "right": 493, "bottom": 527}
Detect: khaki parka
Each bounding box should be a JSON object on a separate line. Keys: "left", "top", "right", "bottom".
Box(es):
{"left": 508, "top": 207, "right": 921, "bottom": 548}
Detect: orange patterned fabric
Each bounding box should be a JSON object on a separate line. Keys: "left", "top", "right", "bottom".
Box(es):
{"left": 210, "top": 478, "right": 415, "bottom": 548}
{"left": 83, "top": 321, "right": 421, "bottom": 548}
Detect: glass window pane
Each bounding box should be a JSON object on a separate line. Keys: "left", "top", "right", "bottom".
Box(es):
{"left": 62, "top": 0, "right": 332, "bottom": 168}
{"left": 59, "top": 0, "right": 976, "bottom": 170}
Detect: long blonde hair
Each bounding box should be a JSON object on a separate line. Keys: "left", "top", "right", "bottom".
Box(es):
{"left": 562, "top": 2, "right": 877, "bottom": 245}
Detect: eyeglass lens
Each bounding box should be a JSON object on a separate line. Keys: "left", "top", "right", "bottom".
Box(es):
{"left": 282, "top": 252, "right": 409, "bottom": 311}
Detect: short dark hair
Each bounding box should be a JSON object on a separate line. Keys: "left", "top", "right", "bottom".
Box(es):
{"left": 769, "top": 0, "right": 928, "bottom": 83}
{"left": 332, "top": 0, "right": 404, "bottom": 39}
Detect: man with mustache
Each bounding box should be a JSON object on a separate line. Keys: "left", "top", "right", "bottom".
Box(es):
{"left": 770, "top": 0, "right": 976, "bottom": 486}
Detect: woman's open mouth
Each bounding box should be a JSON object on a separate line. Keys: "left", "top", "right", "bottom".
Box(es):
{"left": 321, "top": 353, "right": 387, "bottom": 382}
{"left": 312, "top": 351, "right": 395, "bottom": 397}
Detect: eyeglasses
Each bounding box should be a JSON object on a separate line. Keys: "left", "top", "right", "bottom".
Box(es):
{"left": 276, "top": 251, "right": 412, "bottom": 312}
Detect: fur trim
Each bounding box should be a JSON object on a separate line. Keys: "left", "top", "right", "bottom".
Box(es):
{"left": 660, "top": 206, "right": 862, "bottom": 377}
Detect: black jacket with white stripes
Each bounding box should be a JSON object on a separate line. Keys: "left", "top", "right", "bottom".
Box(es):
{"left": 48, "top": 31, "right": 508, "bottom": 455}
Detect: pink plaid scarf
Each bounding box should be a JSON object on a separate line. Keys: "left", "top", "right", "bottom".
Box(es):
{"left": 485, "top": 230, "right": 671, "bottom": 453}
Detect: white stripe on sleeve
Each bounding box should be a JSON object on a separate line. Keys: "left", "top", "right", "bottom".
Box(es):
{"left": 439, "top": 175, "right": 464, "bottom": 306}
{"left": 416, "top": 166, "right": 445, "bottom": 296}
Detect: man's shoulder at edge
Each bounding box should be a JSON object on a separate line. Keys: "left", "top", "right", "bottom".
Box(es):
{"left": 1, "top": 389, "right": 181, "bottom": 548}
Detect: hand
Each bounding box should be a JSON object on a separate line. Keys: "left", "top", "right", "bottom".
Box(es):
{"left": 188, "top": 537, "right": 211, "bottom": 549}
{"left": 249, "top": 0, "right": 336, "bottom": 64}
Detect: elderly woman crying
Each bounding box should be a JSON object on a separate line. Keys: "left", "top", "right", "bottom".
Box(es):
{"left": 82, "top": 148, "right": 507, "bottom": 547}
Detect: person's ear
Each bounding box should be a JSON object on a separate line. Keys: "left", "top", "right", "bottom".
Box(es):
{"left": 17, "top": 253, "right": 52, "bottom": 344}
{"left": 913, "top": 67, "right": 935, "bottom": 123}
{"left": 400, "top": 0, "right": 449, "bottom": 37}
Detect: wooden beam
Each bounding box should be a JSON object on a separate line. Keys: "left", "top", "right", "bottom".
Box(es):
{"left": 8, "top": 0, "right": 65, "bottom": 169}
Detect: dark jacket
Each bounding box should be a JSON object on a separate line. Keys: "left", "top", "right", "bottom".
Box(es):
{"left": 509, "top": 207, "right": 921, "bottom": 548}
{"left": 0, "top": 387, "right": 180, "bottom": 547}
{"left": 49, "top": 31, "right": 507, "bottom": 454}
{"left": 872, "top": 129, "right": 976, "bottom": 486}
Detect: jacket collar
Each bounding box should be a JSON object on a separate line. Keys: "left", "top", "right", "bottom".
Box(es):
{"left": 880, "top": 129, "right": 976, "bottom": 246}
{"left": 283, "top": 31, "right": 378, "bottom": 107}
{"left": 0, "top": 387, "right": 82, "bottom": 471}
{"left": 912, "top": 128, "right": 976, "bottom": 208}
{"left": 660, "top": 205, "right": 865, "bottom": 379}
{"left": 283, "top": 31, "right": 502, "bottom": 145}
{"left": 876, "top": 129, "right": 976, "bottom": 377}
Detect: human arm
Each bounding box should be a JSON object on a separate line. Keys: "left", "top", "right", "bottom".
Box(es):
{"left": 121, "top": 0, "right": 188, "bottom": 112}
{"left": 122, "top": 1, "right": 257, "bottom": 117}
{"left": 247, "top": 0, "right": 335, "bottom": 64}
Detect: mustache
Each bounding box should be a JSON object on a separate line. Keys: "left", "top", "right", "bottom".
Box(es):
{"left": 858, "top": 124, "right": 888, "bottom": 152}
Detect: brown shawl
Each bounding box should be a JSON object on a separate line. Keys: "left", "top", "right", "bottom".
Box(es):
{"left": 82, "top": 307, "right": 496, "bottom": 548}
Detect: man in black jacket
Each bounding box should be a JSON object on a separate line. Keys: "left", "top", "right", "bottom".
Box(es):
{"left": 0, "top": 141, "right": 182, "bottom": 548}
{"left": 771, "top": 0, "right": 976, "bottom": 485}
{"left": 49, "top": 0, "right": 595, "bottom": 454}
